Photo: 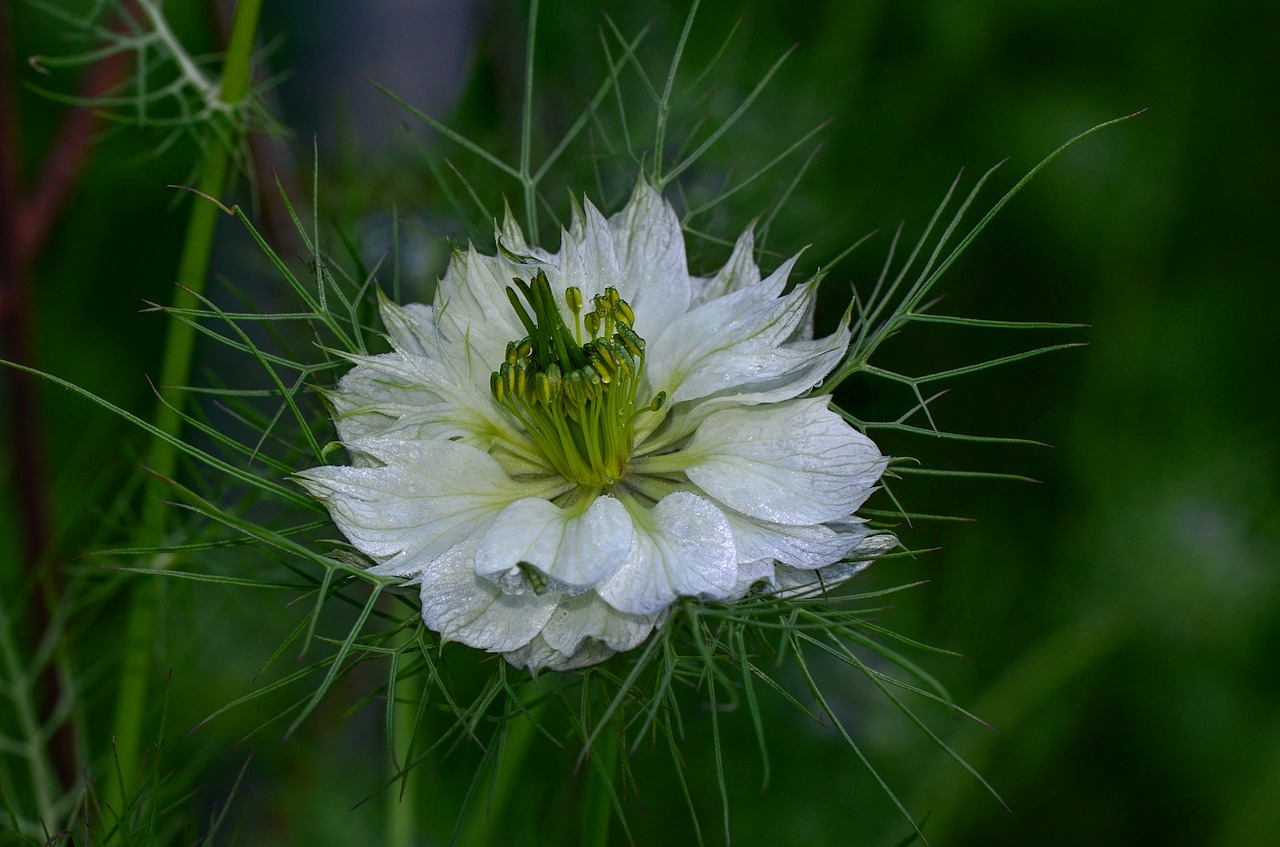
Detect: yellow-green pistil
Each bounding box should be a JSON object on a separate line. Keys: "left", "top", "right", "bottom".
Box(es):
{"left": 490, "top": 270, "right": 664, "bottom": 488}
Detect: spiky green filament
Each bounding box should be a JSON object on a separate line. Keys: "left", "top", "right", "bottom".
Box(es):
{"left": 491, "top": 270, "right": 662, "bottom": 487}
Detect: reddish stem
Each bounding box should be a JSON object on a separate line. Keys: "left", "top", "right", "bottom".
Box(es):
{"left": 0, "top": 3, "right": 131, "bottom": 798}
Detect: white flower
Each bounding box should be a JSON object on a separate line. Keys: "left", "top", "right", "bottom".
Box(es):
{"left": 298, "top": 180, "right": 893, "bottom": 671}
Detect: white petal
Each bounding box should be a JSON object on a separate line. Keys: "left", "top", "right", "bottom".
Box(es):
{"left": 496, "top": 199, "right": 554, "bottom": 262}
{"left": 559, "top": 201, "right": 622, "bottom": 298}
{"left": 417, "top": 537, "right": 558, "bottom": 653}
{"left": 691, "top": 227, "right": 760, "bottom": 305}
{"left": 597, "top": 492, "right": 737, "bottom": 615}
{"left": 728, "top": 522, "right": 896, "bottom": 595}
{"left": 732, "top": 558, "right": 778, "bottom": 595}
{"left": 645, "top": 263, "right": 846, "bottom": 407}
{"left": 499, "top": 200, "right": 530, "bottom": 253}
{"left": 774, "top": 531, "right": 895, "bottom": 596}
{"left": 539, "top": 591, "right": 659, "bottom": 655}
{"left": 432, "top": 244, "right": 530, "bottom": 384}
{"left": 679, "top": 397, "right": 887, "bottom": 526}
{"left": 503, "top": 633, "right": 618, "bottom": 672}
{"left": 295, "top": 438, "right": 565, "bottom": 576}
{"left": 607, "top": 179, "right": 691, "bottom": 338}
{"left": 327, "top": 351, "right": 520, "bottom": 450}
{"left": 377, "top": 292, "right": 442, "bottom": 359}
{"left": 633, "top": 322, "right": 850, "bottom": 453}
{"left": 474, "top": 495, "right": 632, "bottom": 593}
{"left": 502, "top": 635, "right": 581, "bottom": 671}
{"left": 566, "top": 193, "right": 588, "bottom": 242}
{"left": 771, "top": 561, "right": 870, "bottom": 598}
{"left": 723, "top": 512, "right": 874, "bottom": 569}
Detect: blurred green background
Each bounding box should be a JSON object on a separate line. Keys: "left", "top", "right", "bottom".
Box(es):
{"left": 3, "top": 0, "right": 1277, "bottom": 844}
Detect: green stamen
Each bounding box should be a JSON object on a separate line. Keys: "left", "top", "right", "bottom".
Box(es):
{"left": 490, "top": 270, "right": 658, "bottom": 488}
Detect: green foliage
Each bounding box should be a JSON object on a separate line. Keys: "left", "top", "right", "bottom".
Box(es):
{"left": 5, "top": 0, "right": 1274, "bottom": 845}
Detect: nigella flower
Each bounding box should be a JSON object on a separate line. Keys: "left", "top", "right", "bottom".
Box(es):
{"left": 298, "top": 180, "right": 893, "bottom": 671}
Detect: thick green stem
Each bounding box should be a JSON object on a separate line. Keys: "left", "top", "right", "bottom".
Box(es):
{"left": 386, "top": 634, "right": 422, "bottom": 847}
{"left": 104, "top": 0, "right": 262, "bottom": 822}
{"left": 520, "top": 0, "right": 539, "bottom": 235}
{"left": 581, "top": 729, "right": 618, "bottom": 847}
{"left": 455, "top": 682, "right": 543, "bottom": 847}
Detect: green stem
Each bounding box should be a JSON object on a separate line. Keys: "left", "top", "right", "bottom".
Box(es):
{"left": 455, "top": 681, "right": 543, "bottom": 847}
{"left": 520, "top": 0, "right": 539, "bottom": 235}
{"left": 581, "top": 728, "right": 618, "bottom": 847}
{"left": 104, "top": 0, "right": 262, "bottom": 822}
{"left": 386, "top": 637, "right": 422, "bottom": 847}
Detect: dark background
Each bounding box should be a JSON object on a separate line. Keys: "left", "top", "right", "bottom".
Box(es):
{"left": 4, "top": 0, "right": 1277, "bottom": 844}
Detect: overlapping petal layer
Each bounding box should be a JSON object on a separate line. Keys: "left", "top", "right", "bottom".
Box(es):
{"left": 301, "top": 180, "right": 893, "bottom": 670}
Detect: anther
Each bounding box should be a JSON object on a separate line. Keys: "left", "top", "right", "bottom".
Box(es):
{"left": 564, "top": 369, "right": 585, "bottom": 406}
{"left": 618, "top": 326, "right": 645, "bottom": 358}
{"left": 609, "top": 342, "right": 634, "bottom": 381}
{"left": 594, "top": 342, "right": 616, "bottom": 369}
{"left": 500, "top": 361, "right": 516, "bottom": 397}
{"left": 514, "top": 359, "right": 530, "bottom": 398}
{"left": 591, "top": 357, "right": 613, "bottom": 385}
{"left": 491, "top": 271, "right": 650, "bottom": 487}
{"left": 609, "top": 338, "right": 631, "bottom": 365}
{"left": 546, "top": 362, "right": 562, "bottom": 400}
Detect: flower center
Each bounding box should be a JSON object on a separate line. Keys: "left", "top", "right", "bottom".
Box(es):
{"left": 490, "top": 270, "right": 665, "bottom": 488}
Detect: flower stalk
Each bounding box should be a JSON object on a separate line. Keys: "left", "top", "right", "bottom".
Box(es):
{"left": 105, "top": 0, "right": 263, "bottom": 818}
{"left": 386, "top": 624, "right": 422, "bottom": 847}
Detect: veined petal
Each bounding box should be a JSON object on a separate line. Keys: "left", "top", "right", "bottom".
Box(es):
{"left": 296, "top": 438, "right": 566, "bottom": 577}
{"left": 633, "top": 322, "right": 850, "bottom": 451}
{"left": 503, "top": 635, "right": 597, "bottom": 672}
{"left": 597, "top": 492, "right": 737, "bottom": 615}
{"left": 504, "top": 633, "right": 624, "bottom": 672}
{"left": 377, "top": 293, "right": 442, "bottom": 360}
{"left": 645, "top": 260, "right": 832, "bottom": 405}
{"left": 771, "top": 561, "right": 871, "bottom": 598}
{"left": 690, "top": 227, "right": 760, "bottom": 306}
{"left": 499, "top": 200, "right": 530, "bottom": 253}
{"left": 728, "top": 521, "right": 896, "bottom": 595}
{"left": 474, "top": 495, "right": 632, "bottom": 593}
{"left": 433, "top": 244, "right": 531, "bottom": 382}
{"left": 538, "top": 591, "right": 659, "bottom": 656}
{"left": 417, "top": 536, "right": 558, "bottom": 653}
{"left": 677, "top": 397, "right": 887, "bottom": 526}
{"left": 732, "top": 558, "right": 778, "bottom": 595}
{"left": 558, "top": 199, "right": 625, "bottom": 302}
{"left": 722, "top": 512, "right": 875, "bottom": 569}
{"left": 764, "top": 533, "right": 896, "bottom": 597}
{"left": 327, "top": 351, "right": 523, "bottom": 451}
{"left": 503, "top": 591, "right": 661, "bottom": 669}
{"left": 608, "top": 179, "right": 691, "bottom": 338}
{"left": 495, "top": 199, "right": 554, "bottom": 263}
